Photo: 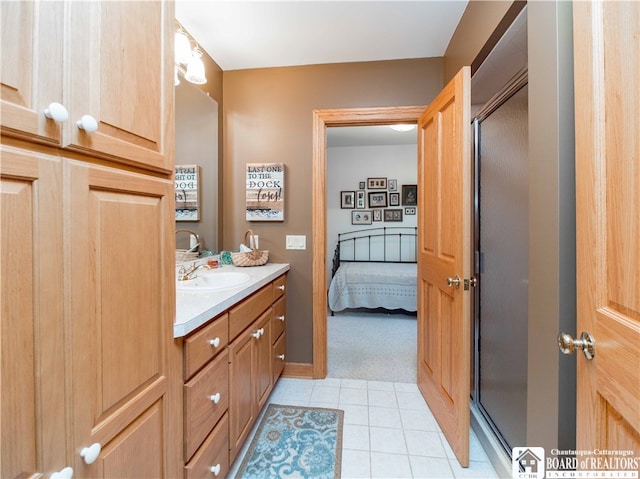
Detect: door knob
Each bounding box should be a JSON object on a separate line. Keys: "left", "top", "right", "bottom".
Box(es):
{"left": 558, "top": 331, "right": 595, "bottom": 360}
{"left": 447, "top": 275, "right": 461, "bottom": 289}
{"left": 80, "top": 442, "right": 101, "bottom": 464}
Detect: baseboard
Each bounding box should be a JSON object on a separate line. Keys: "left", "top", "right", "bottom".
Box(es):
{"left": 282, "top": 362, "right": 313, "bottom": 379}
{"left": 470, "top": 403, "right": 512, "bottom": 479}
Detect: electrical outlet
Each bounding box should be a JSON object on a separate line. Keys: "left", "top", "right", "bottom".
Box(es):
{"left": 286, "top": 235, "right": 306, "bottom": 250}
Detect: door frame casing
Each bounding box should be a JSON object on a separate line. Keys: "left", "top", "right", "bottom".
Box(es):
{"left": 311, "top": 106, "right": 426, "bottom": 378}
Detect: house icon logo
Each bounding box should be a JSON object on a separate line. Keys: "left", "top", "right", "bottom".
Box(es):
{"left": 512, "top": 447, "right": 545, "bottom": 479}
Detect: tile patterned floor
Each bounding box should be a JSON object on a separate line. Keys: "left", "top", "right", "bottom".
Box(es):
{"left": 229, "top": 377, "right": 501, "bottom": 479}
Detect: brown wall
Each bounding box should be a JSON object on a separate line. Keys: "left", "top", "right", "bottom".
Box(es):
{"left": 222, "top": 58, "right": 443, "bottom": 363}
{"left": 443, "top": 0, "right": 515, "bottom": 83}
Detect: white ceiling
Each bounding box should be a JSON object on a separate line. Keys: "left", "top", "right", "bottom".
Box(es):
{"left": 175, "top": 1, "right": 468, "bottom": 71}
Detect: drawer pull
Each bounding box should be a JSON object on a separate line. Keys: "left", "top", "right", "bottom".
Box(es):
{"left": 277, "top": 285, "right": 285, "bottom": 291}
{"left": 252, "top": 328, "right": 264, "bottom": 339}
{"left": 209, "top": 393, "right": 221, "bottom": 404}
{"left": 51, "top": 466, "right": 74, "bottom": 479}
{"left": 209, "top": 337, "right": 220, "bottom": 348}
{"left": 210, "top": 464, "right": 221, "bottom": 476}
{"left": 277, "top": 354, "right": 285, "bottom": 360}
{"left": 277, "top": 315, "right": 285, "bottom": 322}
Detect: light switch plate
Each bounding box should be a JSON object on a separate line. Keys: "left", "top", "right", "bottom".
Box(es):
{"left": 286, "top": 235, "right": 306, "bottom": 250}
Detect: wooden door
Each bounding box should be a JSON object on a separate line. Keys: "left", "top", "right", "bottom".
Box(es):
{"left": 417, "top": 66, "right": 472, "bottom": 467}
{"left": 64, "top": 1, "right": 174, "bottom": 172}
{"left": 1, "top": 146, "right": 65, "bottom": 478}
{"left": 255, "top": 308, "right": 273, "bottom": 412}
{"left": 66, "top": 160, "right": 181, "bottom": 478}
{"left": 573, "top": 1, "right": 640, "bottom": 456}
{"left": 0, "top": 1, "right": 64, "bottom": 146}
{"left": 229, "top": 326, "right": 256, "bottom": 462}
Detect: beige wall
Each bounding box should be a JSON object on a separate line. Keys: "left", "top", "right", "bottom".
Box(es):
{"left": 222, "top": 59, "right": 443, "bottom": 363}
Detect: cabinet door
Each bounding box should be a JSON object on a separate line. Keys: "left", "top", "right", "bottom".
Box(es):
{"left": 228, "top": 326, "right": 255, "bottom": 463}
{"left": 64, "top": 1, "right": 174, "bottom": 172}
{"left": 0, "top": 1, "right": 64, "bottom": 146}
{"left": 65, "top": 160, "right": 181, "bottom": 478}
{"left": 1, "top": 146, "right": 65, "bottom": 478}
{"left": 255, "top": 309, "right": 273, "bottom": 413}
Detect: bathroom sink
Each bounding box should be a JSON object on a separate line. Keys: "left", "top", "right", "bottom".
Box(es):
{"left": 176, "top": 271, "right": 252, "bottom": 292}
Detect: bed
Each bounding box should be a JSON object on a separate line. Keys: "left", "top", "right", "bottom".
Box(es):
{"left": 328, "top": 227, "right": 418, "bottom": 314}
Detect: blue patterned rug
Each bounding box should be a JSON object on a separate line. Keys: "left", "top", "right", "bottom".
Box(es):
{"left": 235, "top": 404, "right": 344, "bottom": 479}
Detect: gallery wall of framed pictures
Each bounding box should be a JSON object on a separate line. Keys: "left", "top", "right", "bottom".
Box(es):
{"left": 340, "top": 177, "right": 417, "bottom": 225}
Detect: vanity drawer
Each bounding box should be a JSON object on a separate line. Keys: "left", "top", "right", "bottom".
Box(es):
{"left": 271, "top": 296, "right": 286, "bottom": 342}
{"left": 184, "top": 349, "right": 229, "bottom": 460}
{"left": 185, "top": 412, "right": 229, "bottom": 479}
{"left": 273, "top": 274, "right": 287, "bottom": 300}
{"left": 184, "top": 313, "right": 229, "bottom": 380}
{"left": 229, "top": 284, "right": 272, "bottom": 341}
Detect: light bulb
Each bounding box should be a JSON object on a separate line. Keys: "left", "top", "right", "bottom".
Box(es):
{"left": 184, "top": 48, "right": 207, "bottom": 85}
{"left": 175, "top": 29, "right": 192, "bottom": 65}
{"left": 389, "top": 124, "right": 416, "bottom": 132}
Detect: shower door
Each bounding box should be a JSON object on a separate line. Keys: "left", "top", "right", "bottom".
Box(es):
{"left": 474, "top": 79, "right": 528, "bottom": 452}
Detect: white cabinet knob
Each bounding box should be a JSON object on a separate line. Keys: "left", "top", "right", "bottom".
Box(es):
{"left": 209, "top": 337, "right": 220, "bottom": 348}
{"left": 277, "top": 354, "right": 285, "bottom": 360}
{"left": 80, "top": 443, "right": 101, "bottom": 464}
{"left": 51, "top": 466, "right": 74, "bottom": 479}
{"left": 252, "top": 328, "right": 264, "bottom": 339}
{"left": 277, "top": 315, "right": 285, "bottom": 322}
{"left": 76, "top": 115, "right": 98, "bottom": 134}
{"left": 210, "top": 464, "right": 221, "bottom": 476}
{"left": 44, "top": 102, "right": 69, "bottom": 123}
{"left": 209, "top": 392, "right": 221, "bottom": 404}
{"left": 277, "top": 285, "right": 285, "bottom": 291}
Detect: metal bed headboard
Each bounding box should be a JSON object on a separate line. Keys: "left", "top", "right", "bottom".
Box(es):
{"left": 330, "top": 226, "right": 418, "bottom": 278}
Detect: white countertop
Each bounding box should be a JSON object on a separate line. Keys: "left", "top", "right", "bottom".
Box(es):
{"left": 174, "top": 263, "right": 290, "bottom": 338}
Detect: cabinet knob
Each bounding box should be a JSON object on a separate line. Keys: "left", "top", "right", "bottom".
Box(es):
{"left": 277, "top": 354, "right": 285, "bottom": 360}
{"left": 80, "top": 443, "right": 101, "bottom": 464}
{"left": 252, "top": 328, "right": 264, "bottom": 339}
{"left": 277, "top": 285, "right": 285, "bottom": 291}
{"left": 277, "top": 315, "right": 285, "bottom": 322}
{"left": 76, "top": 115, "right": 98, "bottom": 134}
{"left": 44, "top": 102, "right": 69, "bottom": 123}
{"left": 51, "top": 466, "right": 74, "bottom": 479}
{"left": 209, "top": 337, "right": 220, "bottom": 348}
{"left": 210, "top": 464, "right": 221, "bottom": 476}
{"left": 209, "top": 392, "right": 221, "bottom": 404}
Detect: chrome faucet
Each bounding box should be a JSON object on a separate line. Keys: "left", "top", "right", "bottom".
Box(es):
{"left": 177, "top": 262, "right": 211, "bottom": 281}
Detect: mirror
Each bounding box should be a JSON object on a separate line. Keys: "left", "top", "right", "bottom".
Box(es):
{"left": 175, "top": 80, "right": 219, "bottom": 253}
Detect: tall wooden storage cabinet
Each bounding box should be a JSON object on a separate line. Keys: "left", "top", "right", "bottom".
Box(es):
{"left": 0, "top": 1, "right": 180, "bottom": 478}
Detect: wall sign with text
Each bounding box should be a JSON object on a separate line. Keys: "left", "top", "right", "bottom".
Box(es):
{"left": 246, "top": 163, "right": 285, "bottom": 221}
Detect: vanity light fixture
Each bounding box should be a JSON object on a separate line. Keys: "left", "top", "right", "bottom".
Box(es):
{"left": 389, "top": 124, "right": 416, "bottom": 132}
{"left": 175, "top": 22, "right": 207, "bottom": 85}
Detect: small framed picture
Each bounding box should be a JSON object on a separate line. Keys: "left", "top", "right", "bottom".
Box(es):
{"left": 404, "top": 207, "right": 416, "bottom": 215}
{"left": 389, "top": 192, "right": 400, "bottom": 206}
{"left": 384, "top": 208, "right": 403, "bottom": 222}
{"left": 356, "top": 190, "right": 366, "bottom": 208}
{"left": 359, "top": 181, "right": 366, "bottom": 190}
{"left": 373, "top": 209, "right": 382, "bottom": 222}
{"left": 367, "top": 177, "right": 387, "bottom": 189}
{"left": 388, "top": 179, "right": 398, "bottom": 191}
{"left": 352, "top": 210, "right": 373, "bottom": 225}
{"left": 368, "top": 191, "right": 388, "bottom": 208}
{"left": 402, "top": 184, "right": 417, "bottom": 205}
{"left": 341, "top": 191, "right": 355, "bottom": 209}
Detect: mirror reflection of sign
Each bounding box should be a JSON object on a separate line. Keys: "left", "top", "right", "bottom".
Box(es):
{"left": 175, "top": 165, "right": 200, "bottom": 221}
{"left": 246, "top": 163, "right": 285, "bottom": 221}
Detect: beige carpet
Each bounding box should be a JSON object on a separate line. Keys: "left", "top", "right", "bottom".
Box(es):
{"left": 327, "top": 310, "right": 417, "bottom": 383}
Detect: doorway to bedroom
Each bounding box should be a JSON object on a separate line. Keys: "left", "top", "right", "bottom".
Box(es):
{"left": 325, "top": 124, "right": 418, "bottom": 383}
